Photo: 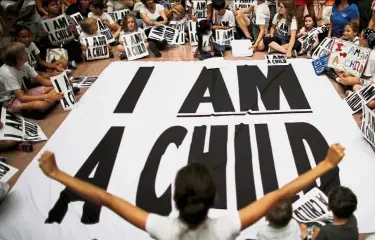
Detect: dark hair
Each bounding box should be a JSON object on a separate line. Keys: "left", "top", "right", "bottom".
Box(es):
{"left": 2, "top": 42, "right": 26, "bottom": 67}
{"left": 212, "top": 0, "right": 226, "bottom": 10}
{"left": 362, "top": 28, "right": 375, "bottom": 49}
{"left": 346, "top": 21, "right": 359, "bottom": 34}
{"left": 174, "top": 163, "right": 216, "bottom": 229}
{"left": 42, "top": 0, "right": 58, "bottom": 8}
{"left": 303, "top": 14, "right": 317, "bottom": 28}
{"left": 328, "top": 186, "right": 357, "bottom": 219}
{"left": 197, "top": 20, "right": 212, "bottom": 52}
{"left": 141, "top": 0, "right": 156, "bottom": 7}
{"left": 335, "top": 0, "right": 355, "bottom": 5}
{"left": 121, "top": 14, "right": 138, "bottom": 32}
{"left": 16, "top": 26, "right": 31, "bottom": 37}
{"left": 91, "top": 0, "right": 104, "bottom": 9}
{"left": 278, "top": 0, "right": 296, "bottom": 25}
{"left": 266, "top": 200, "right": 293, "bottom": 228}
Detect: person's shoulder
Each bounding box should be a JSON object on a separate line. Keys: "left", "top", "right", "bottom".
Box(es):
{"left": 0, "top": 0, "right": 13, "bottom": 8}
{"left": 88, "top": 12, "right": 94, "bottom": 17}
{"left": 348, "top": 3, "right": 359, "bottom": 11}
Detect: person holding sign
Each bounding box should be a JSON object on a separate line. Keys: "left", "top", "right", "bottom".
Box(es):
{"left": 0, "top": 43, "right": 63, "bottom": 113}
{"left": 340, "top": 21, "right": 360, "bottom": 44}
{"left": 296, "top": 15, "right": 320, "bottom": 58}
{"left": 89, "top": 0, "right": 121, "bottom": 40}
{"left": 186, "top": 0, "right": 213, "bottom": 22}
{"left": 193, "top": 20, "right": 226, "bottom": 59}
{"left": 328, "top": 0, "right": 359, "bottom": 38}
{"left": 139, "top": 0, "right": 169, "bottom": 28}
{"left": 212, "top": 0, "right": 236, "bottom": 30}
{"left": 39, "top": 144, "right": 346, "bottom": 240}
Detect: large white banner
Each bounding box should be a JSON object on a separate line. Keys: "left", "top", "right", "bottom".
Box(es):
{"left": 0, "top": 61, "right": 374, "bottom": 240}
{"left": 42, "top": 15, "right": 75, "bottom": 45}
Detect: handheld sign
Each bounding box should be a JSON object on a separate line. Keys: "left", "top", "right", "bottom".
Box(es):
{"left": 361, "top": 103, "right": 375, "bottom": 147}
{"left": 233, "top": 0, "right": 256, "bottom": 9}
{"left": 70, "top": 12, "right": 84, "bottom": 33}
{"left": 169, "top": 19, "right": 186, "bottom": 45}
{"left": 0, "top": 161, "right": 18, "bottom": 183}
{"left": 51, "top": 71, "right": 77, "bottom": 111}
{"left": 312, "top": 37, "right": 333, "bottom": 60}
{"left": 42, "top": 14, "right": 75, "bottom": 45}
{"left": 84, "top": 36, "right": 109, "bottom": 60}
{"left": 148, "top": 25, "right": 180, "bottom": 44}
{"left": 215, "top": 28, "right": 234, "bottom": 46}
{"left": 0, "top": 108, "right": 47, "bottom": 141}
{"left": 70, "top": 76, "right": 98, "bottom": 88}
{"left": 109, "top": 9, "right": 130, "bottom": 23}
{"left": 344, "top": 91, "right": 362, "bottom": 114}
{"left": 122, "top": 31, "right": 149, "bottom": 60}
{"left": 328, "top": 38, "right": 371, "bottom": 78}
{"left": 231, "top": 39, "right": 253, "bottom": 57}
{"left": 312, "top": 54, "right": 329, "bottom": 75}
{"left": 97, "top": 20, "right": 115, "bottom": 43}
{"left": 188, "top": 20, "right": 198, "bottom": 46}
{"left": 192, "top": 0, "right": 208, "bottom": 19}
{"left": 358, "top": 85, "right": 375, "bottom": 104}
{"left": 265, "top": 54, "right": 288, "bottom": 65}
{"left": 298, "top": 26, "right": 328, "bottom": 53}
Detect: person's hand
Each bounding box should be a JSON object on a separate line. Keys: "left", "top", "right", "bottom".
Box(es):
{"left": 191, "top": 16, "right": 197, "bottom": 21}
{"left": 210, "top": 51, "right": 215, "bottom": 56}
{"left": 372, "top": 0, "right": 375, "bottom": 10}
{"left": 107, "top": 44, "right": 112, "bottom": 51}
{"left": 39, "top": 151, "right": 59, "bottom": 178}
{"left": 54, "top": 65, "right": 65, "bottom": 72}
{"left": 47, "top": 90, "right": 64, "bottom": 101}
{"left": 286, "top": 50, "right": 292, "bottom": 58}
{"left": 82, "top": 45, "right": 87, "bottom": 51}
{"left": 324, "top": 144, "right": 346, "bottom": 168}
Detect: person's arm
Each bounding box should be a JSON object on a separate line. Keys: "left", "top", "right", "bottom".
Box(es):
{"left": 253, "top": 24, "right": 265, "bottom": 50}
{"left": 38, "top": 151, "right": 150, "bottom": 230}
{"left": 211, "top": 25, "right": 231, "bottom": 30}
{"left": 13, "top": 89, "right": 63, "bottom": 102}
{"left": 140, "top": 11, "right": 156, "bottom": 26}
{"left": 311, "top": 226, "right": 323, "bottom": 240}
{"left": 60, "top": 0, "right": 66, "bottom": 14}
{"left": 33, "top": 75, "right": 53, "bottom": 87}
{"left": 328, "top": 22, "right": 332, "bottom": 37}
{"left": 159, "top": 8, "right": 169, "bottom": 25}
{"left": 286, "top": 29, "right": 296, "bottom": 58}
{"left": 9, "top": 5, "right": 35, "bottom": 27}
{"left": 35, "top": 55, "right": 64, "bottom": 72}
{"left": 206, "top": 3, "right": 213, "bottom": 22}
{"left": 269, "top": 24, "right": 275, "bottom": 36}
{"left": 5, "top": 0, "right": 26, "bottom": 13}
{"left": 238, "top": 144, "right": 345, "bottom": 230}
{"left": 36, "top": 0, "right": 48, "bottom": 16}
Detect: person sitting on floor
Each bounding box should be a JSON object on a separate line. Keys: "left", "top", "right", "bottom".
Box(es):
{"left": 89, "top": 0, "right": 121, "bottom": 40}
{"left": 341, "top": 21, "right": 360, "bottom": 44}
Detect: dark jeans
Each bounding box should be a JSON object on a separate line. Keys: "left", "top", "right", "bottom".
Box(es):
{"left": 199, "top": 43, "right": 226, "bottom": 60}
{"left": 268, "top": 5, "right": 276, "bottom": 31}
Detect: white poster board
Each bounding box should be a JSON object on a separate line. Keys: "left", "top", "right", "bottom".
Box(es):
{"left": 297, "top": 26, "right": 328, "bottom": 52}
{"left": 192, "top": 0, "right": 208, "bottom": 19}
{"left": 148, "top": 25, "right": 180, "bottom": 44}
{"left": 361, "top": 103, "right": 375, "bottom": 147}
{"left": 233, "top": 0, "right": 256, "bottom": 9}
{"left": 50, "top": 71, "right": 77, "bottom": 111}
{"left": 71, "top": 76, "right": 98, "bottom": 88}
{"left": 312, "top": 37, "right": 333, "bottom": 60}
{"left": 328, "top": 38, "right": 371, "bottom": 78}
{"left": 188, "top": 20, "right": 198, "bottom": 46}
{"left": 0, "top": 108, "right": 47, "bottom": 141}
{"left": 215, "top": 28, "right": 234, "bottom": 46}
{"left": 109, "top": 9, "right": 130, "bottom": 23}
{"left": 69, "top": 12, "right": 84, "bottom": 33}
{"left": 97, "top": 20, "right": 115, "bottom": 44}
{"left": 84, "top": 36, "right": 110, "bottom": 61}
{"left": 344, "top": 91, "right": 362, "bottom": 114}
{"left": 231, "top": 39, "right": 253, "bottom": 57}
{"left": 42, "top": 15, "right": 75, "bottom": 45}
{"left": 265, "top": 54, "right": 288, "bottom": 65}
{"left": 169, "top": 19, "right": 186, "bottom": 45}
{"left": 122, "top": 32, "right": 149, "bottom": 60}
{"left": 0, "top": 162, "right": 18, "bottom": 183}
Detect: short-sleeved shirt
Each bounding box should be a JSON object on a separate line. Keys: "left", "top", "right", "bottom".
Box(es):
{"left": 362, "top": 49, "right": 375, "bottom": 85}
{"left": 25, "top": 42, "right": 40, "bottom": 69}
{"left": 257, "top": 219, "right": 302, "bottom": 240}
{"left": 186, "top": 0, "right": 212, "bottom": 19}
{"left": 273, "top": 13, "right": 297, "bottom": 38}
{"left": 146, "top": 212, "right": 241, "bottom": 240}
{"left": 0, "top": 0, "right": 40, "bottom": 24}
{"left": 315, "top": 215, "right": 359, "bottom": 240}
{"left": 140, "top": 4, "right": 165, "bottom": 28}
{"left": 0, "top": 63, "right": 38, "bottom": 99}
{"left": 252, "top": 2, "right": 270, "bottom": 29}
{"left": 216, "top": 10, "right": 236, "bottom": 27}
{"left": 88, "top": 12, "right": 115, "bottom": 24}
{"left": 330, "top": 4, "right": 359, "bottom": 38}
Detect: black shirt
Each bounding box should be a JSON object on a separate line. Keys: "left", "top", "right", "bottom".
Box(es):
{"left": 65, "top": 3, "right": 89, "bottom": 18}
{"left": 316, "top": 215, "right": 359, "bottom": 240}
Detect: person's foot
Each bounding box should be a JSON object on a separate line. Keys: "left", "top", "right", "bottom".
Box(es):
{"left": 149, "top": 42, "right": 162, "bottom": 57}
{"left": 292, "top": 50, "right": 297, "bottom": 58}
{"left": 68, "top": 61, "right": 77, "bottom": 69}
{"left": 0, "top": 182, "right": 9, "bottom": 202}
{"left": 119, "top": 52, "right": 128, "bottom": 60}
{"left": 268, "top": 47, "right": 276, "bottom": 54}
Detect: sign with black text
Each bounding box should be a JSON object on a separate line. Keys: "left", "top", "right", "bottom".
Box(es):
{"left": 361, "top": 103, "right": 375, "bottom": 147}
{"left": 70, "top": 12, "right": 84, "bottom": 33}
{"left": 298, "top": 26, "right": 328, "bottom": 53}
{"left": 233, "top": 0, "right": 256, "bottom": 9}
{"left": 97, "top": 20, "right": 115, "bottom": 44}
{"left": 312, "top": 37, "right": 333, "bottom": 60}
{"left": 188, "top": 20, "right": 198, "bottom": 46}
{"left": 215, "top": 28, "right": 234, "bottom": 46}
{"left": 109, "top": 9, "right": 130, "bottom": 23}
{"left": 358, "top": 85, "right": 375, "bottom": 104}
{"left": 344, "top": 91, "right": 362, "bottom": 114}
{"left": 71, "top": 76, "right": 98, "bottom": 88}
{"left": 0, "top": 162, "right": 18, "bottom": 183}
{"left": 148, "top": 25, "right": 180, "bottom": 44}
{"left": 51, "top": 72, "right": 77, "bottom": 111}
{"left": 192, "top": 0, "right": 208, "bottom": 19}
{"left": 169, "top": 19, "right": 186, "bottom": 45}
{"left": 42, "top": 14, "right": 75, "bottom": 45}
{"left": 84, "top": 36, "right": 109, "bottom": 60}
{"left": 265, "top": 54, "right": 288, "bottom": 65}
{"left": 122, "top": 32, "right": 149, "bottom": 60}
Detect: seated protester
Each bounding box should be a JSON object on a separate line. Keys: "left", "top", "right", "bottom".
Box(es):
{"left": 107, "top": 0, "right": 144, "bottom": 27}
{"left": 0, "top": 0, "right": 41, "bottom": 40}
{"left": 16, "top": 26, "right": 67, "bottom": 78}
{"left": 117, "top": 14, "right": 161, "bottom": 59}
{"left": 0, "top": 42, "right": 63, "bottom": 114}
{"left": 257, "top": 0, "right": 298, "bottom": 58}
{"left": 257, "top": 200, "right": 304, "bottom": 240}
{"left": 329, "top": 0, "right": 359, "bottom": 38}
{"left": 193, "top": 20, "right": 226, "bottom": 60}
{"left": 0, "top": 123, "right": 33, "bottom": 152}
{"left": 165, "top": 3, "right": 186, "bottom": 21}
{"left": 36, "top": 0, "right": 65, "bottom": 16}
{"left": 341, "top": 21, "right": 359, "bottom": 44}
{"left": 65, "top": 0, "right": 90, "bottom": 18}
{"left": 79, "top": 17, "right": 113, "bottom": 59}
{"left": 140, "top": 0, "right": 169, "bottom": 29}
{"left": 312, "top": 186, "right": 358, "bottom": 240}
{"left": 186, "top": 0, "right": 213, "bottom": 22}
{"left": 37, "top": 0, "right": 83, "bottom": 63}
{"left": 212, "top": 0, "right": 236, "bottom": 30}
{"left": 296, "top": 14, "right": 319, "bottom": 58}
{"left": 89, "top": 0, "right": 121, "bottom": 40}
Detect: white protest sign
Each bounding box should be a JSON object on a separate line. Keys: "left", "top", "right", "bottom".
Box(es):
{"left": 265, "top": 54, "right": 288, "bottom": 65}
{"left": 298, "top": 26, "right": 328, "bottom": 52}
{"left": 169, "top": 19, "right": 186, "bottom": 45}
{"left": 215, "top": 28, "right": 234, "bottom": 46}
{"left": 70, "top": 12, "right": 84, "bottom": 33}
{"left": 0, "top": 162, "right": 18, "bottom": 183}
{"left": 233, "top": 0, "right": 256, "bottom": 9}
{"left": 70, "top": 76, "right": 98, "bottom": 88}
{"left": 312, "top": 37, "right": 333, "bottom": 60}
{"left": 51, "top": 71, "right": 77, "bottom": 111}
{"left": 188, "top": 20, "right": 198, "bottom": 46}
{"left": 358, "top": 85, "right": 375, "bottom": 104}
{"left": 0, "top": 108, "right": 47, "bottom": 142}
{"left": 231, "top": 39, "right": 253, "bottom": 57}
{"left": 192, "top": 0, "right": 208, "bottom": 19}
{"left": 42, "top": 14, "right": 75, "bottom": 45}
{"left": 293, "top": 188, "right": 332, "bottom": 224}
{"left": 84, "top": 35, "right": 110, "bottom": 61}
{"left": 361, "top": 103, "right": 375, "bottom": 147}
{"left": 328, "top": 38, "right": 371, "bottom": 78}
{"left": 122, "top": 31, "right": 149, "bottom": 60}
{"left": 148, "top": 25, "right": 180, "bottom": 44}
{"left": 97, "top": 20, "right": 115, "bottom": 43}
{"left": 110, "top": 9, "right": 130, "bottom": 23}
{"left": 46, "top": 48, "right": 68, "bottom": 63}
{"left": 344, "top": 91, "right": 362, "bottom": 114}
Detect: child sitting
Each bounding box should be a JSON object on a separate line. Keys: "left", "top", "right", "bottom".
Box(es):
{"left": 17, "top": 26, "right": 67, "bottom": 78}
{"left": 193, "top": 20, "right": 226, "bottom": 60}
{"left": 312, "top": 186, "right": 358, "bottom": 240}
{"left": 212, "top": 0, "right": 236, "bottom": 30}
{"left": 117, "top": 14, "right": 161, "bottom": 59}
{"left": 0, "top": 42, "right": 63, "bottom": 113}
{"left": 296, "top": 14, "right": 319, "bottom": 58}
{"left": 79, "top": 17, "right": 113, "bottom": 59}
{"left": 341, "top": 22, "right": 360, "bottom": 45}
{"left": 257, "top": 200, "right": 303, "bottom": 239}
{"left": 89, "top": 0, "right": 121, "bottom": 39}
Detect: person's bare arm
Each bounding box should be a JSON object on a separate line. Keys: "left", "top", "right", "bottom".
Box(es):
{"left": 35, "top": 55, "right": 64, "bottom": 72}
{"left": 60, "top": 0, "right": 66, "bottom": 14}
{"left": 33, "top": 75, "right": 53, "bottom": 87}
{"left": 140, "top": 13, "right": 155, "bottom": 26}
{"left": 159, "top": 9, "right": 168, "bottom": 25}
{"left": 286, "top": 29, "right": 296, "bottom": 58}
{"left": 206, "top": 3, "right": 213, "bottom": 21}
{"left": 211, "top": 25, "right": 231, "bottom": 30}
{"left": 36, "top": 0, "right": 48, "bottom": 16}
{"left": 14, "top": 89, "right": 62, "bottom": 102}
{"left": 253, "top": 24, "right": 265, "bottom": 50}
{"left": 5, "top": 0, "right": 26, "bottom": 13}
{"left": 269, "top": 24, "right": 275, "bottom": 37}
{"left": 39, "top": 151, "right": 150, "bottom": 231}
{"left": 328, "top": 23, "right": 332, "bottom": 37}
{"left": 238, "top": 144, "right": 345, "bottom": 230}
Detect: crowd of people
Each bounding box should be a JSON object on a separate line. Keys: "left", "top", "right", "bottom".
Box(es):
{"left": 0, "top": 0, "right": 374, "bottom": 239}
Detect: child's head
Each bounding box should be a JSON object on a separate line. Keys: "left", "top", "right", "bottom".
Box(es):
{"left": 172, "top": 4, "right": 185, "bottom": 20}
{"left": 278, "top": 0, "right": 296, "bottom": 24}
{"left": 328, "top": 186, "right": 357, "bottom": 219}
{"left": 197, "top": 20, "right": 212, "bottom": 35}
{"left": 121, "top": 14, "right": 138, "bottom": 32}
{"left": 342, "top": 22, "right": 359, "bottom": 41}
{"left": 303, "top": 14, "right": 315, "bottom": 29}
{"left": 90, "top": 0, "right": 105, "bottom": 16}
{"left": 212, "top": 0, "right": 226, "bottom": 16}
{"left": 42, "top": 0, "right": 60, "bottom": 16}
{"left": 174, "top": 163, "right": 216, "bottom": 228}
{"left": 360, "top": 28, "right": 375, "bottom": 49}
{"left": 2, "top": 42, "right": 28, "bottom": 68}
{"left": 80, "top": 17, "right": 98, "bottom": 35}
{"left": 141, "top": 0, "right": 155, "bottom": 9}
{"left": 16, "top": 26, "right": 33, "bottom": 48}
{"left": 265, "top": 201, "right": 293, "bottom": 228}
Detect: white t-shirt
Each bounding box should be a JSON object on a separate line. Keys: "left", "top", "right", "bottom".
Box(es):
{"left": 146, "top": 212, "right": 241, "bottom": 240}
{"left": 186, "top": 0, "right": 212, "bottom": 19}
{"left": 0, "top": 63, "right": 38, "bottom": 99}
{"left": 216, "top": 9, "right": 236, "bottom": 27}
{"left": 25, "top": 42, "right": 40, "bottom": 69}
{"left": 88, "top": 12, "right": 115, "bottom": 24}
{"left": 272, "top": 13, "right": 297, "bottom": 37}
{"left": 252, "top": 2, "right": 270, "bottom": 29}
{"left": 140, "top": 4, "right": 165, "bottom": 28}
{"left": 351, "top": 36, "right": 359, "bottom": 45}
{"left": 0, "top": 0, "right": 40, "bottom": 24}
{"left": 256, "top": 219, "right": 302, "bottom": 240}
{"left": 363, "top": 49, "right": 375, "bottom": 84}
{"left": 107, "top": 0, "right": 127, "bottom": 12}
{"left": 79, "top": 31, "right": 102, "bottom": 45}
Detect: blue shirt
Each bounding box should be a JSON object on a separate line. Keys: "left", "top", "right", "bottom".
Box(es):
{"left": 330, "top": 3, "right": 359, "bottom": 38}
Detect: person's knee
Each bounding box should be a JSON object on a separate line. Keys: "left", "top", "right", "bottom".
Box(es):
{"left": 29, "top": 100, "right": 54, "bottom": 111}
{"left": 117, "top": 45, "right": 125, "bottom": 52}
